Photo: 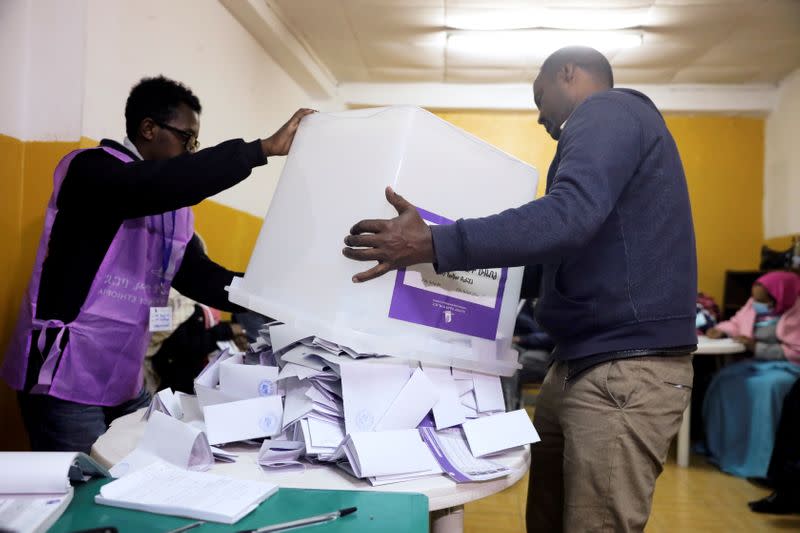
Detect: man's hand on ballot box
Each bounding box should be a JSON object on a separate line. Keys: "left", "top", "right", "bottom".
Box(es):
{"left": 261, "top": 108, "right": 316, "bottom": 157}
{"left": 343, "top": 186, "right": 434, "bottom": 283}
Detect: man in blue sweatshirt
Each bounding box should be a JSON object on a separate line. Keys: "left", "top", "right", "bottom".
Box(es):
{"left": 342, "top": 46, "right": 697, "bottom": 532}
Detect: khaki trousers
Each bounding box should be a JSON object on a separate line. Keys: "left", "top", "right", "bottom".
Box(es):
{"left": 526, "top": 355, "right": 693, "bottom": 533}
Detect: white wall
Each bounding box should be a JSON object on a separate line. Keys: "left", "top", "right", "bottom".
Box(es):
{"left": 0, "top": 0, "right": 87, "bottom": 140}
{"left": 82, "top": 0, "right": 342, "bottom": 217}
{"left": 764, "top": 69, "right": 800, "bottom": 239}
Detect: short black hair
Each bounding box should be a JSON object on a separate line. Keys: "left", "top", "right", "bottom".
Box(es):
{"left": 540, "top": 46, "right": 614, "bottom": 88}
{"left": 125, "top": 76, "right": 202, "bottom": 140}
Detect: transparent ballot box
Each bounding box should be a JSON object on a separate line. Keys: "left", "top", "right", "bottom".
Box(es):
{"left": 228, "top": 106, "right": 539, "bottom": 376}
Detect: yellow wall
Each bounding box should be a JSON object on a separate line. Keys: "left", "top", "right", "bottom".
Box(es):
{"left": 0, "top": 134, "right": 83, "bottom": 451}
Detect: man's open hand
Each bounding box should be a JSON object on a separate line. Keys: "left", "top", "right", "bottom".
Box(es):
{"left": 342, "top": 187, "right": 434, "bottom": 283}
{"left": 261, "top": 108, "right": 316, "bottom": 157}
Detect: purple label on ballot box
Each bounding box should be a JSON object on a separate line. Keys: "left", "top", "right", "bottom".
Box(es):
{"left": 389, "top": 208, "right": 507, "bottom": 340}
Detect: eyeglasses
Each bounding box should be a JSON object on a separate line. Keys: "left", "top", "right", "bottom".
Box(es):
{"left": 155, "top": 121, "right": 200, "bottom": 153}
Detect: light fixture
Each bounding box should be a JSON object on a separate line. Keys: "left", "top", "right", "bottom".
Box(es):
{"left": 446, "top": 8, "right": 648, "bottom": 32}
{"left": 447, "top": 30, "right": 643, "bottom": 56}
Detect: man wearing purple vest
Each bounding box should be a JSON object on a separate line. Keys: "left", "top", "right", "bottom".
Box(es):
{"left": 2, "top": 76, "right": 313, "bottom": 453}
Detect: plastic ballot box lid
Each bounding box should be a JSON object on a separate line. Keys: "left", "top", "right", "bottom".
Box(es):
{"left": 228, "top": 106, "right": 538, "bottom": 376}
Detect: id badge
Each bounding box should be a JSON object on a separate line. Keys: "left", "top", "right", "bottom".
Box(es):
{"left": 149, "top": 306, "right": 173, "bottom": 332}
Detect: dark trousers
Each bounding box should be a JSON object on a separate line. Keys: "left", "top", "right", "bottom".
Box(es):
{"left": 17, "top": 388, "right": 151, "bottom": 453}
{"left": 767, "top": 377, "right": 800, "bottom": 487}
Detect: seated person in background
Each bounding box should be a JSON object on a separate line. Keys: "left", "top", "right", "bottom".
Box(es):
{"left": 701, "top": 271, "right": 800, "bottom": 478}
{"left": 705, "top": 271, "right": 800, "bottom": 361}
{"left": 749, "top": 376, "right": 800, "bottom": 515}
{"left": 145, "top": 287, "right": 248, "bottom": 394}
{"left": 695, "top": 292, "right": 720, "bottom": 334}
{"left": 689, "top": 292, "right": 721, "bottom": 442}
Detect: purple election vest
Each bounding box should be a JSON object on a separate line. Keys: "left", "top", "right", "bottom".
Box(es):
{"left": 0, "top": 147, "right": 194, "bottom": 406}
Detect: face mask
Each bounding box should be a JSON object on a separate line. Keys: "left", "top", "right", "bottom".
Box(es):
{"left": 695, "top": 313, "right": 708, "bottom": 328}
{"left": 753, "top": 301, "right": 772, "bottom": 315}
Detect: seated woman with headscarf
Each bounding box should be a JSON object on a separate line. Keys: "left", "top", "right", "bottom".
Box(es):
{"left": 702, "top": 271, "right": 800, "bottom": 478}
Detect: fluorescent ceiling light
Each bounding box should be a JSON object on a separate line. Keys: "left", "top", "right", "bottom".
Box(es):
{"left": 447, "top": 8, "right": 648, "bottom": 31}
{"left": 447, "top": 30, "right": 643, "bottom": 56}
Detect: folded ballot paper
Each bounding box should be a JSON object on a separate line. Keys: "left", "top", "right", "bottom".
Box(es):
{"left": 96, "top": 461, "right": 277, "bottom": 524}
{"left": 331, "top": 430, "right": 441, "bottom": 483}
{"left": 111, "top": 411, "right": 214, "bottom": 477}
{"left": 0, "top": 452, "right": 110, "bottom": 533}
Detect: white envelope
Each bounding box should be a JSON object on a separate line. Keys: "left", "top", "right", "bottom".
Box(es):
{"left": 461, "top": 390, "right": 478, "bottom": 410}
{"left": 278, "top": 362, "right": 328, "bottom": 381}
{"left": 142, "top": 388, "right": 184, "bottom": 421}
{"left": 175, "top": 392, "right": 203, "bottom": 424}
{"left": 282, "top": 380, "right": 314, "bottom": 428}
{"left": 219, "top": 361, "right": 280, "bottom": 400}
{"left": 203, "top": 396, "right": 284, "bottom": 445}
{"left": 311, "top": 337, "right": 341, "bottom": 354}
{"left": 340, "top": 360, "right": 413, "bottom": 434}
{"left": 194, "top": 384, "right": 239, "bottom": 408}
{"left": 456, "top": 379, "right": 474, "bottom": 396}
{"left": 462, "top": 409, "right": 541, "bottom": 457}
{"left": 268, "top": 324, "right": 312, "bottom": 353}
{"left": 305, "top": 386, "right": 342, "bottom": 413}
{"left": 111, "top": 411, "right": 213, "bottom": 477}
{"left": 375, "top": 368, "right": 439, "bottom": 431}
{"left": 279, "top": 345, "right": 333, "bottom": 371}
{"left": 306, "top": 417, "right": 346, "bottom": 448}
{"left": 338, "top": 430, "right": 439, "bottom": 478}
{"left": 194, "top": 349, "right": 236, "bottom": 388}
{"left": 312, "top": 377, "right": 342, "bottom": 399}
{"left": 299, "top": 419, "right": 338, "bottom": 456}
{"left": 422, "top": 365, "right": 465, "bottom": 430}
{"left": 452, "top": 368, "right": 474, "bottom": 380}
{"left": 473, "top": 372, "right": 505, "bottom": 413}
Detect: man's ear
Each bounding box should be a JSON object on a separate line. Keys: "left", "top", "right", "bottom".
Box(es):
{"left": 561, "top": 63, "right": 576, "bottom": 84}
{"left": 139, "top": 118, "right": 157, "bottom": 141}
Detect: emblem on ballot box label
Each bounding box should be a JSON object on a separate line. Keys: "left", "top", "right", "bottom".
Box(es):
{"left": 389, "top": 208, "right": 507, "bottom": 340}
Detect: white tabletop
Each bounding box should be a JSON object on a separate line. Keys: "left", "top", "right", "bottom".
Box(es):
{"left": 91, "top": 409, "right": 531, "bottom": 512}
{"left": 694, "top": 337, "right": 747, "bottom": 355}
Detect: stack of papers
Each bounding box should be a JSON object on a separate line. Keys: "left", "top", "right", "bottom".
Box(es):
{"left": 130, "top": 322, "right": 540, "bottom": 487}
{"left": 96, "top": 461, "right": 277, "bottom": 524}
{"left": 0, "top": 452, "right": 110, "bottom": 533}
{"left": 331, "top": 430, "right": 441, "bottom": 485}
{"left": 419, "top": 423, "right": 510, "bottom": 482}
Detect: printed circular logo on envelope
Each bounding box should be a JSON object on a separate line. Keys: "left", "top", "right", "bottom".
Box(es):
{"left": 260, "top": 414, "right": 278, "bottom": 433}
{"left": 355, "top": 409, "right": 374, "bottom": 430}
{"left": 258, "top": 379, "right": 275, "bottom": 396}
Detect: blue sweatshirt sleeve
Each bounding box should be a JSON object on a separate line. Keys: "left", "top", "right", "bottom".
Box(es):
{"left": 431, "top": 96, "right": 644, "bottom": 272}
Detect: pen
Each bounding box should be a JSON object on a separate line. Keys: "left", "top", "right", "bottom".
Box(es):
{"left": 236, "top": 507, "right": 357, "bottom": 533}
{"left": 164, "top": 521, "right": 205, "bottom": 533}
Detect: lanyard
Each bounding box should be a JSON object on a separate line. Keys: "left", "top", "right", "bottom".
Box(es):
{"left": 161, "top": 211, "right": 177, "bottom": 283}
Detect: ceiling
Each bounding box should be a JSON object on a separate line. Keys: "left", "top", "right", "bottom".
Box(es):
{"left": 270, "top": 0, "right": 800, "bottom": 86}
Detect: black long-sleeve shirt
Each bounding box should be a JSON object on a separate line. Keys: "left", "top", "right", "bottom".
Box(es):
{"left": 36, "top": 138, "right": 267, "bottom": 322}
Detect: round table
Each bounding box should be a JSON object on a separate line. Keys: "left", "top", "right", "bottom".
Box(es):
{"left": 675, "top": 337, "right": 746, "bottom": 467}
{"left": 92, "top": 409, "right": 531, "bottom": 533}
